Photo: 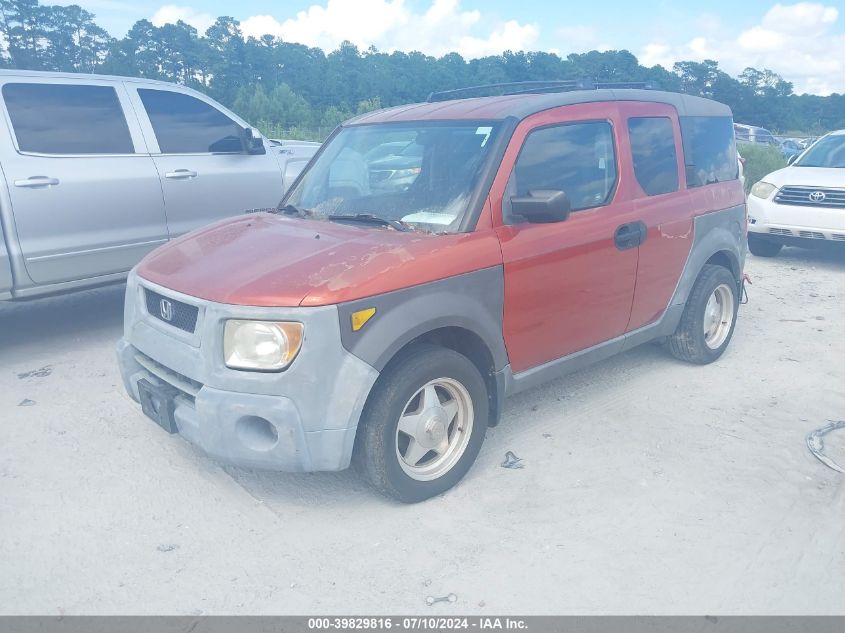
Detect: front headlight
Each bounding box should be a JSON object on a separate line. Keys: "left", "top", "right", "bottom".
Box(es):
{"left": 389, "top": 167, "right": 421, "bottom": 180}
{"left": 223, "top": 320, "right": 304, "bottom": 371}
{"left": 750, "top": 181, "right": 777, "bottom": 199}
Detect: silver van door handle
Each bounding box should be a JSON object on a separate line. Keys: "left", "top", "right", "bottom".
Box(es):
{"left": 164, "top": 169, "right": 198, "bottom": 180}
{"left": 14, "top": 176, "right": 60, "bottom": 187}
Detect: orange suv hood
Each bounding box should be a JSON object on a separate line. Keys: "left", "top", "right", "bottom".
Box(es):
{"left": 136, "top": 213, "right": 501, "bottom": 307}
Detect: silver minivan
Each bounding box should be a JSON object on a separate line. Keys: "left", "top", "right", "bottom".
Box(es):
{"left": 733, "top": 122, "right": 777, "bottom": 146}
{"left": 0, "top": 70, "right": 318, "bottom": 300}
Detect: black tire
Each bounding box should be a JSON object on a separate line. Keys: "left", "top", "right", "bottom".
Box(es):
{"left": 353, "top": 344, "right": 489, "bottom": 503}
{"left": 748, "top": 234, "right": 782, "bottom": 257}
{"left": 667, "top": 264, "right": 739, "bottom": 365}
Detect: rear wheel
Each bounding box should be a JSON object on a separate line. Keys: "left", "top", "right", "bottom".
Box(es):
{"left": 668, "top": 264, "right": 739, "bottom": 364}
{"left": 748, "top": 234, "right": 782, "bottom": 257}
{"left": 353, "top": 344, "right": 488, "bottom": 503}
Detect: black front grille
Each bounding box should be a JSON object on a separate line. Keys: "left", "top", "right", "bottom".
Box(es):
{"left": 144, "top": 288, "right": 198, "bottom": 333}
{"left": 774, "top": 186, "right": 845, "bottom": 209}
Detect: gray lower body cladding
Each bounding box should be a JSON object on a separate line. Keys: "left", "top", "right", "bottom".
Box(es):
{"left": 117, "top": 272, "right": 378, "bottom": 472}
{"left": 117, "top": 204, "right": 743, "bottom": 472}
{"left": 336, "top": 265, "right": 508, "bottom": 373}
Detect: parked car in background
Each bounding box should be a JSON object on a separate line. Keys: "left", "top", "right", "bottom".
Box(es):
{"left": 734, "top": 123, "right": 778, "bottom": 146}
{"left": 778, "top": 138, "right": 803, "bottom": 161}
{"left": 367, "top": 141, "right": 423, "bottom": 192}
{"left": 747, "top": 129, "right": 845, "bottom": 256}
{"left": 0, "top": 70, "right": 318, "bottom": 301}
{"left": 268, "top": 139, "right": 321, "bottom": 192}
{"left": 363, "top": 140, "right": 413, "bottom": 163}
{"left": 117, "top": 84, "right": 746, "bottom": 502}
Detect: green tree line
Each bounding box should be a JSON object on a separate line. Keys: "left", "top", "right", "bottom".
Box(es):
{"left": 1, "top": 0, "right": 843, "bottom": 137}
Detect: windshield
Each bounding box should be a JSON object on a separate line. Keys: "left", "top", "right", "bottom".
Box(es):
{"left": 795, "top": 134, "right": 845, "bottom": 168}
{"left": 284, "top": 121, "right": 501, "bottom": 233}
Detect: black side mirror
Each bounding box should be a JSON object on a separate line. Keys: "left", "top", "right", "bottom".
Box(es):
{"left": 510, "top": 190, "right": 571, "bottom": 223}
{"left": 244, "top": 127, "right": 266, "bottom": 155}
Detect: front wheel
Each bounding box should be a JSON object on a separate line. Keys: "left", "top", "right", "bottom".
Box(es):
{"left": 353, "top": 344, "right": 489, "bottom": 503}
{"left": 748, "top": 234, "right": 782, "bottom": 257}
{"left": 667, "top": 264, "right": 739, "bottom": 364}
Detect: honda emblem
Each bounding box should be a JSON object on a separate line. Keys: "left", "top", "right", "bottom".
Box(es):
{"left": 159, "top": 298, "right": 173, "bottom": 322}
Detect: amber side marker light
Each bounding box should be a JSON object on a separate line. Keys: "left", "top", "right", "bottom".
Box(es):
{"left": 351, "top": 307, "right": 376, "bottom": 331}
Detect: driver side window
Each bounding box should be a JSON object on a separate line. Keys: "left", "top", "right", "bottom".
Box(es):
{"left": 505, "top": 121, "right": 617, "bottom": 223}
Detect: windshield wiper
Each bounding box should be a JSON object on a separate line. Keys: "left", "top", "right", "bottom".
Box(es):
{"left": 327, "top": 213, "right": 411, "bottom": 232}
{"left": 275, "top": 204, "right": 313, "bottom": 217}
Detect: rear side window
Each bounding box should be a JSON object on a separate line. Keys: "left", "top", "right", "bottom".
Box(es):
{"left": 628, "top": 117, "right": 679, "bottom": 196}
{"left": 680, "top": 116, "right": 738, "bottom": 187}
{"left": 139, "top": 89, "right": 244, "bottom": 154}
{"left": 2, "top": 83, "right": 133, "bottom": 154}
{"left": 510, "top": 121, "right": 617, "bottom": 214}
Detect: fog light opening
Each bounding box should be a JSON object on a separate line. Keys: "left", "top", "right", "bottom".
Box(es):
{"left": 235, "top": 416, "right": 279, "bottom": 452}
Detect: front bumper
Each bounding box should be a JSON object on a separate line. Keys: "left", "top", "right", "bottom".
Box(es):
{"left": 747, "top": 195, "right": 845, "bottom": 242}
{"left": 117, "top": 272, "right": 379, "bottom": 472}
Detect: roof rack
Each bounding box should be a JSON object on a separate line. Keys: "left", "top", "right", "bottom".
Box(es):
{"left": 426, "top": 80, "right": 660, "bottom": 103}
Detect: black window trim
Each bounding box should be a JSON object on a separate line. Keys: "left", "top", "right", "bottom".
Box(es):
{"left": 136, "top": 87, "right": 248, "bottom": 157}
{"left": 626, "top": 115, "right": 681, "bottom": 197}
{"left": 504, "top": 118, "right": 620, "bottom": 224}
{"left": 1, "top": 80, "right": 139, "bottom": 158}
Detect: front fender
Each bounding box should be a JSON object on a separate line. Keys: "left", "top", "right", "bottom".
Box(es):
{"left": 336, "top": 266, "right": 507, "bottom": 372}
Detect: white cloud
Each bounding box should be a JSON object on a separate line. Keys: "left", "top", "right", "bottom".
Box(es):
{"left": 240, "top": 0, "right": 538, "bottom": 58}
{"left": 151, "top": 5, "right": 215, "bottom": 34}
{"left": 640, "top": 2, "right": 845, "bottom": 95}
{"left": 556, "top": 25, "right": 608, "bottom": 54}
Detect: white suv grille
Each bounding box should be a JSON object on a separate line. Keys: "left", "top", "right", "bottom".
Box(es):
{"left": 774, "top": 186, "right": 845, "bottom": 208}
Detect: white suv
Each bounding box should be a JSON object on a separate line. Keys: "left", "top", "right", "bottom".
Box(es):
{"left": 746, "top": 130, "right": 845, "bottom": 256}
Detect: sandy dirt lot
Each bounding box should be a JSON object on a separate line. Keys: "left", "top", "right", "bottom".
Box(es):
{"left": 1, "top": 247, "right": 844, "bottom": 615}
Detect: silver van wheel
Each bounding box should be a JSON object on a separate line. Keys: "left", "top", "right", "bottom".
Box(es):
{"left": 395, "top": 378, "right": 474, "bottom": 482}
{"left": 703, "top": 283, "right": 735, "bottom": 349}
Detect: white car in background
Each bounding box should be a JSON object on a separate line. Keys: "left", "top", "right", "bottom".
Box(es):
{"left": 746, "top": 129, "right": 845, "bottom": 257}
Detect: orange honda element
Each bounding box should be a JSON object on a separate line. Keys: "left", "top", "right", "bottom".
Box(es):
{"left": 118, "top": 82, "right": 746, "bottom": 502}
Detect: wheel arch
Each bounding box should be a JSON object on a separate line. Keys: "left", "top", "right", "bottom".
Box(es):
{"left": 671, "top": 206, "right": 746, "bottom": 310}
{"left": 337, "top": 267, "right": 508, "bottom": 427}
{"left": 704, "top": 249, "right": 741, "bottom": 283}
{"left": 386, "top": 325, "right": 504, "bottom": 427}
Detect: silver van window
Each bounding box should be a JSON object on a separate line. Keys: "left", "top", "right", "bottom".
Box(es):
{"left": 138, "top": 89, "right": 245, "bottom": 154}
{"left": 2, "top": 83, "right": 134, "bottom": 155}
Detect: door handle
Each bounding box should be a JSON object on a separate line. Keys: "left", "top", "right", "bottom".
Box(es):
{"left": 164, "top": 169, "right": 198, "bottom": 180}
{"left": 614, "top": 221, "right": 647, "bottom": 251}
{"left": 14, "top": 176, "right": 60, "bottom": 188}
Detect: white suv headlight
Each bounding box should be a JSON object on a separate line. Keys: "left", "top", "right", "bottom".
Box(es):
{"left": 750, "top": 181, "right": 777, "bottom": 199}
{"left": 224, "top": 320, "right": 304, "bottom": 371}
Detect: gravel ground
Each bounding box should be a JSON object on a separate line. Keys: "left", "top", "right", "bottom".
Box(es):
{"left": 1, "top": 247, "right": 844, "bottom": 615}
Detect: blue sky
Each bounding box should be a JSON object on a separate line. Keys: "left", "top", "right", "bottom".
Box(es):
{"left": 75, "top": 1, "right": 845, "bottom": 94}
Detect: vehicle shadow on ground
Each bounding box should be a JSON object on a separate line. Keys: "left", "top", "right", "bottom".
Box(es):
{"left": 222, "top": 341, "right": 676, "bottom": 507}
{"left": 0, "top": 283, "right": 125, "bottom": 357}
{"left": 771, "top": 244, "right": 845, "bottom": 268}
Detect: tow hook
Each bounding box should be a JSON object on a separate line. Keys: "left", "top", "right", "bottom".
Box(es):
{"left": 740, "top": 273, "right": 751, "bottom": 305}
